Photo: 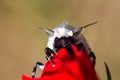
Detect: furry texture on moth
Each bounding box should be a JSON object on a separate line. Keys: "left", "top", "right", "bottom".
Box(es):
{"left": 34, "top": 21, "right": 97, "bottom": 67}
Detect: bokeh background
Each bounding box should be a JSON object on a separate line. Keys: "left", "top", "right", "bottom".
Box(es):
{"left": 0, "top": 0, "right": 120, "bottom": 80}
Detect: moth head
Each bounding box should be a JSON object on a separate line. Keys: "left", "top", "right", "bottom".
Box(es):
{"left": 33, "top": 21, "right": 97, "bottom": 50}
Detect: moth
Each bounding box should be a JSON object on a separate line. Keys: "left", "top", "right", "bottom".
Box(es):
{"left": 32, "top": 21, "right": 97, "bottom": 78}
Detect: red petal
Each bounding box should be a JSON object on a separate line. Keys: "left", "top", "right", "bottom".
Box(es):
{"left": 22, "top": 44, "right": 98, "bottom": 80}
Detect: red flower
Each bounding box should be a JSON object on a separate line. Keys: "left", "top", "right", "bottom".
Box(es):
{"left": 22, "top": 44, "right": 98, "bottom": 80}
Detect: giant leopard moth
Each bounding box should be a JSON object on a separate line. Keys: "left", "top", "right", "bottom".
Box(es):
{"left": 32, "top": 21, "right": 97, "bottom": 78}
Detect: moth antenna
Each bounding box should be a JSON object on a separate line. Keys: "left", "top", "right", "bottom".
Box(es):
{"left": 32, "top": 26, "right": 47, "bottom": 31}
{"left": 76, "top": 21, "right": 98, "bottom": 33}
{"left": 32, "top": 26, "right": 41, "bottom": 30}
{"left": 32, "top": 26, "right": 54, "bottom": 36}
{"left": 74, "top": 21, "right": 98, "bottom": 34}
{"left": 81, "top": 21, "right": 98, "bottom": 29}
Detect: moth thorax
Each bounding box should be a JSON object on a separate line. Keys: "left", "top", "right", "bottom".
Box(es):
{"left": 54, "top": 27, "right": 73, "bottom": 38}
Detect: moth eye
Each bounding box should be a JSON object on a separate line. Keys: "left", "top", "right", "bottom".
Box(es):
{"left": 64, "top": 37, "right": 74, "bottom": 45}
{"left": 54, "top": 37, "right": 62, "bottom": 49}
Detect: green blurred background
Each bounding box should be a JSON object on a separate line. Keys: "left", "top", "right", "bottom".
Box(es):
{"left": 0, "top": 0, "right": 120, "bottom": 80}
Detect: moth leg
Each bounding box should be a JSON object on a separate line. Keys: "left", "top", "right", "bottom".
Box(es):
{"left": 89, "top": 51, "right": 96, "bottom": 66}
{"left": 32, "top": 62, "right": 44, "bottom": 78}
{"left": 76, "top": 42, "right": 84, "bottom": 51}
{"left": 76, "top": 43, "right": 96, "bottom": 66}
{"left": 44, "top": 47, "right": 55, "bottom": 60}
